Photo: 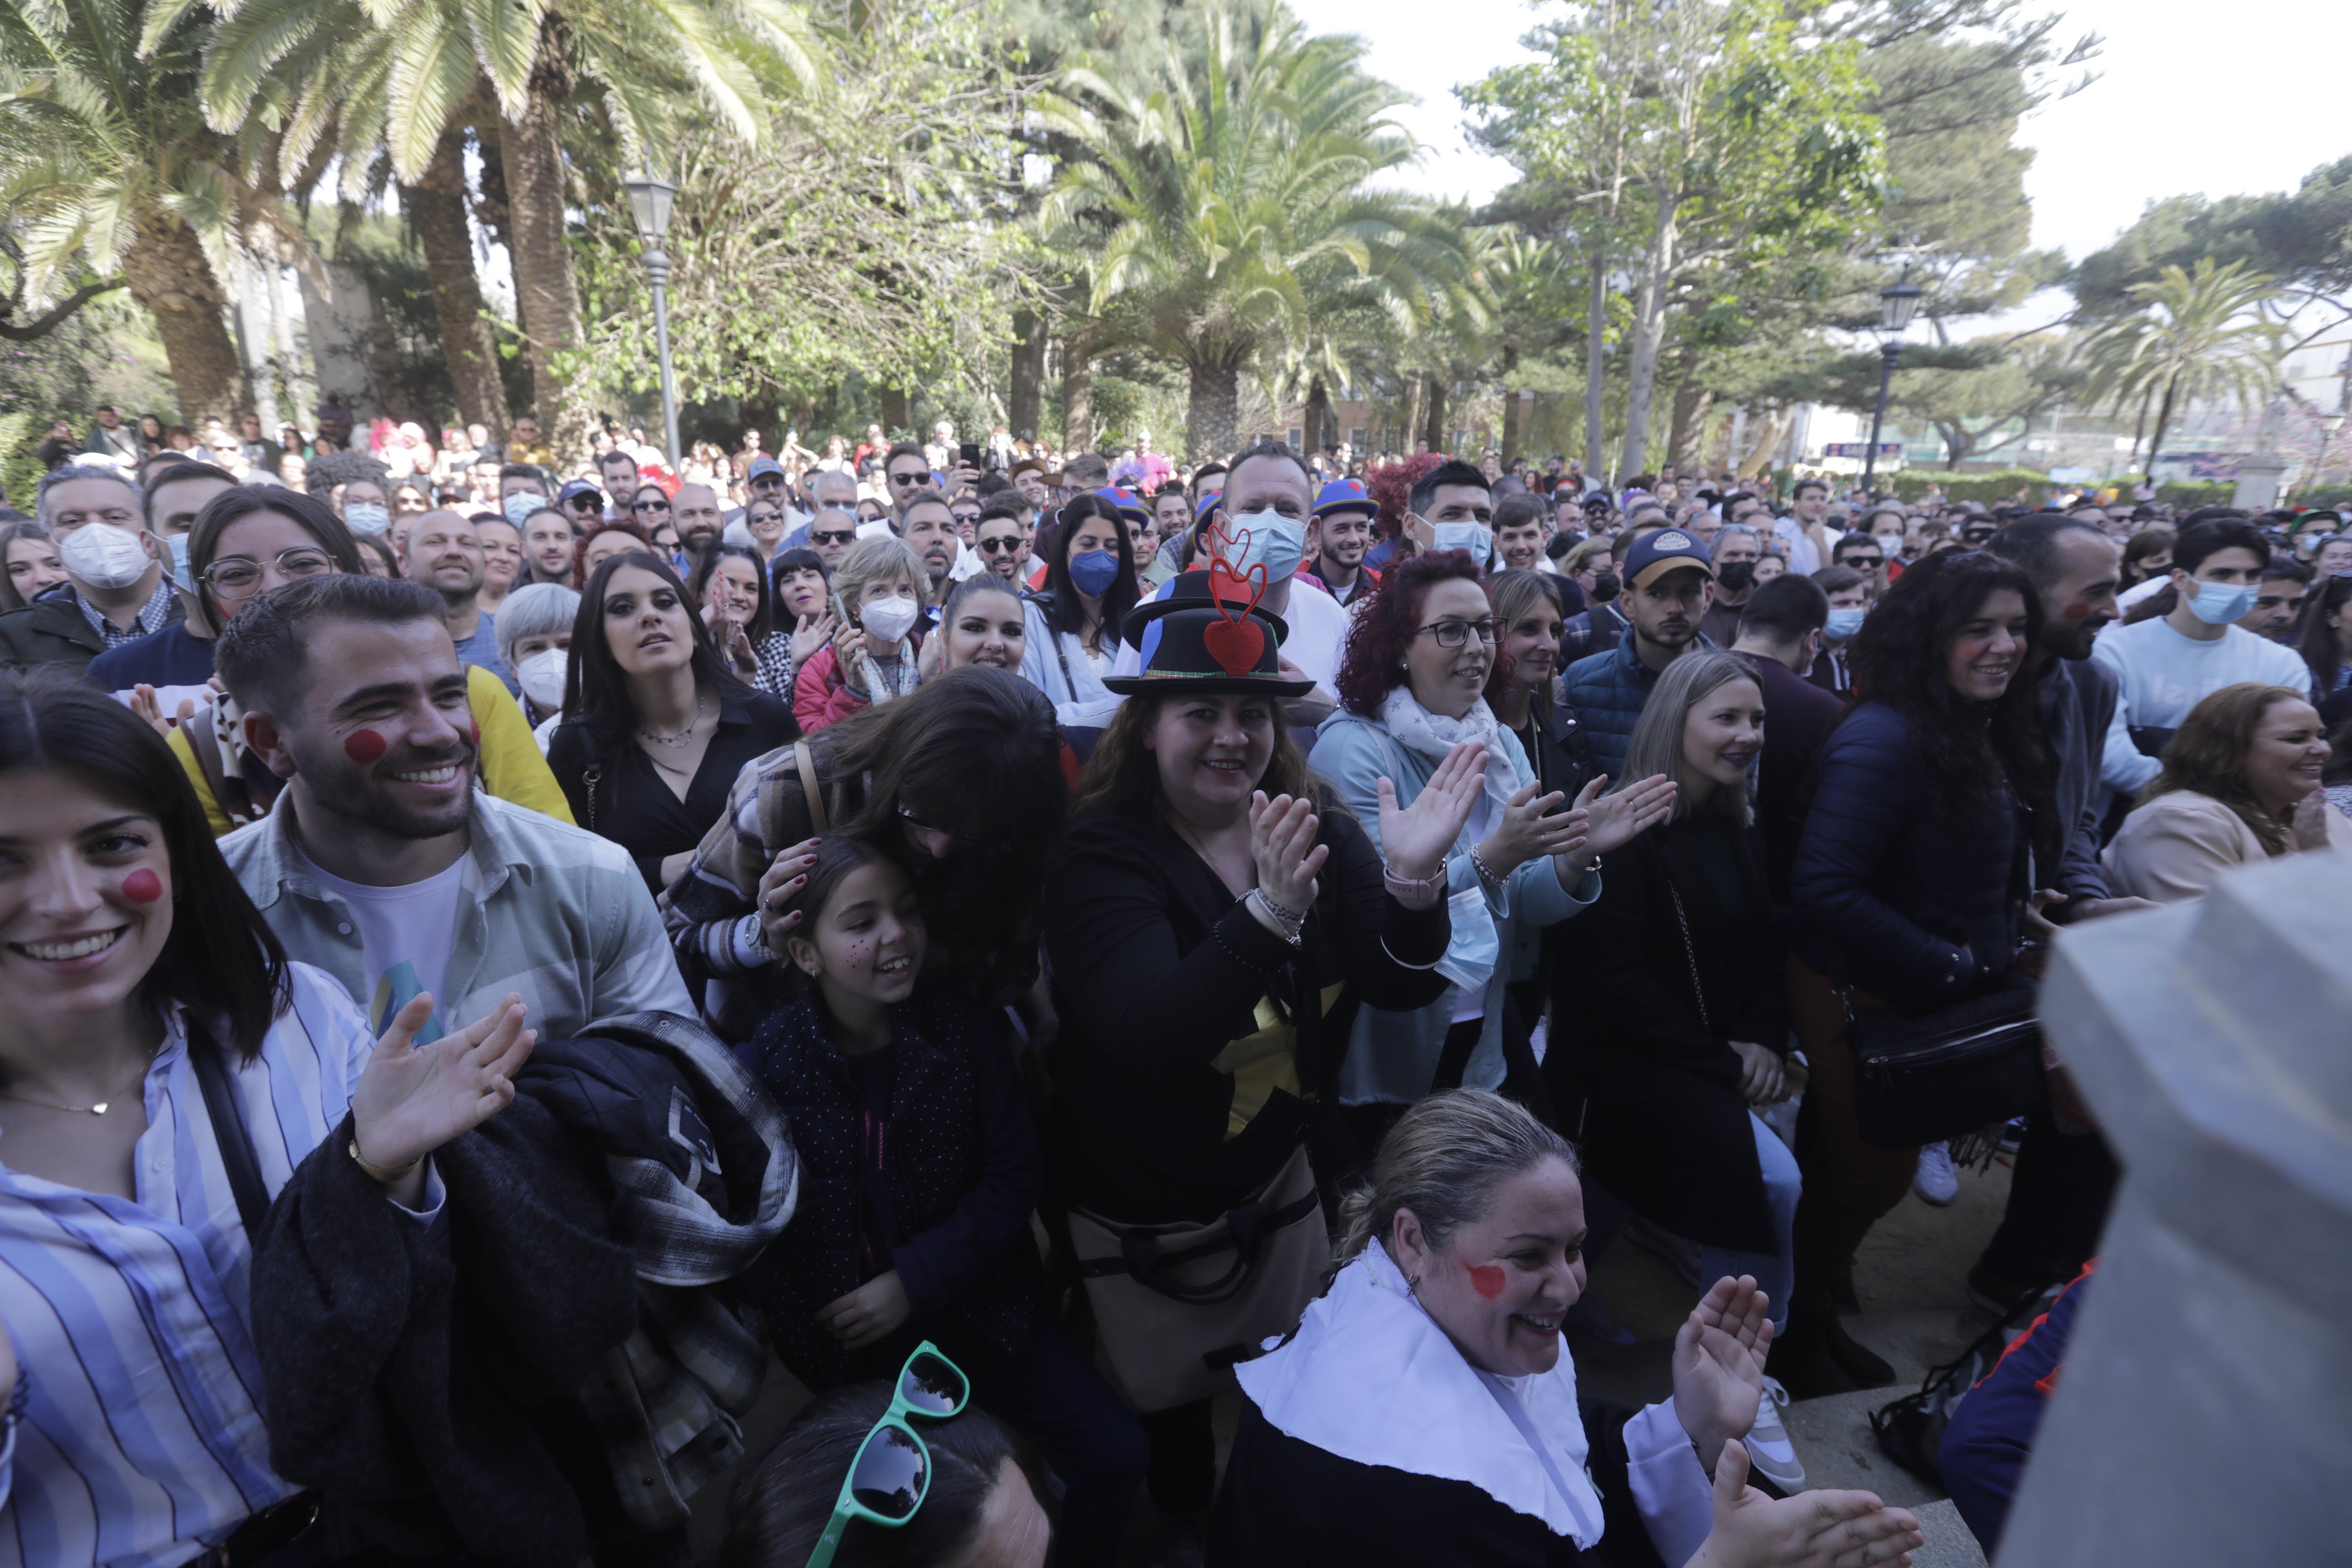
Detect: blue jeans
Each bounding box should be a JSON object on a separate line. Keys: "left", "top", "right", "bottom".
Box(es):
{"left": 1697, "top": 1112, "right": 1802, "bottom": 1333}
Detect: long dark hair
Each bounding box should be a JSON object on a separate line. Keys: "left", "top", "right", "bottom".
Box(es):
{"left": 565, "top": 551, "right": 741, "bottom": 749}
{"left": 1041, "top": 493, "right": 1138, "bottom": 641}
{"left": 690, "top": 543, "right": 777, "bottom": 643}
{"left": 0, "top": 521, "right": 57, "bottom": 612}
{"left": 0, "top": 669, "right": 289, "bottom": 1060}
{"left": 1071, "top": 691, "right": 1321, "bottom": 822}
{"left": 1336, "top": 550, "right": 1485, "bottom": 716}
{"left": 188, "top": 487, "right": 366, "bottom": 630}
{"left": 1844, "top": 549, "right": 2057, "bottom": 859}
{"left": 2296, "top": 574, "right": 2351, "bottom": 695}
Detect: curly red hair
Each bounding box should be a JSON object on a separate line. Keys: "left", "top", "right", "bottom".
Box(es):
{"left": 1364, "top": 452, "right": 1447, "bottom": 538}
{"left": 1336, "top": 551, "right": 1486, "bottom": 716}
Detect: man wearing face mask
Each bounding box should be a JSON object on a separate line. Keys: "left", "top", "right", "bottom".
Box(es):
{"left": 1700, "top": 524, "right": 1763, "bottom": 647}
{"left": 0, "top": 465, "right": 182, "bottom": 671}
{"left": 86, "top": 461, "right": 239, "bottom": 690}
{"left": 1114, "top": 442, "right": 1343, "bottom": 728}
{"left": 1403, "top": 459, "right": 1497, "bottom": 574}
{"left": 1805, "top": 566, "right": 1869, "bottom": 698}
{"left": 2091, "top": 517, "right": 2314, "bottom": 798}
{"left": 497, "top": 463, "right": 552, "bottom": 532}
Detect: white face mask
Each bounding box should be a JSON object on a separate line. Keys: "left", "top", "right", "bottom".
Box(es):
{"left": 1432, "top": 521, "right": 1493, "bottom": 569}
{"left": 1218, "top": 508, "right": 1309, "bottom": 580}
{"left": 517, "top": 647, "right": 569, "bottom": 710}
{"left": 858, "top": 594, "right": 920, "bottom": 643}
{"left": 344, "top": 501, "right": 391, "bottom": 535}
{"left": 58, "top": 523, "right": 154, "bottom": 591}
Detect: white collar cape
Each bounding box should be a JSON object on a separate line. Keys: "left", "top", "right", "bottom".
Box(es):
{"left": 1236, "top": 1240, "right": 1608, "bottom": 1545}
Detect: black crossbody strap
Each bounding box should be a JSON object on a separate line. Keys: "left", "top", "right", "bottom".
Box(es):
{"left": 187, "top": 1020, "right": 272, "bottom": 1240}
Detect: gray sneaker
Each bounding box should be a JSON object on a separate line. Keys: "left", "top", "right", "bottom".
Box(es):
{"left": 1744, "top": 1377, "right": 1807, "bottom": 1492}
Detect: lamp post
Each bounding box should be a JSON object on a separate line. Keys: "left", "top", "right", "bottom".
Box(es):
{"left": 2308, "top": 412, "right": 2346, "bottom": 499}
{"left": 1861, "top": 274, "right": 1922, "bottom": 497}
{"left": 621, "top": 164, "right": 681, "bottom": 472}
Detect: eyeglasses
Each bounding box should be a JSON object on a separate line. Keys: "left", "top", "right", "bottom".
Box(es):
{"left": 567, "top": 494, "right": 602, "bottom": 510}
{"left": 803, "top": 1342, "right": 969, "bottom": 1568}
{"left": 977, "top": 535, "right": 1023, "bottom": 554}
{"left": 888, "top": 469, "right": 930, "bottom": 487}
{"left": 1843, "top": 554, "right": 1884, "bottom": 570}
{"left": 812, "top": 529, "right": 856, "bottom": 546}
{"left": 751, "top": 475, "right": 786, "bottom": 490}
{"left": 203, "top": 548, "right": 336, "bottom": 595}
{"left": 1412, "top": 618, "right": 1499, "bottom": 649}
{"left": 633, "top": 498, "right": 671, "bottom": 513}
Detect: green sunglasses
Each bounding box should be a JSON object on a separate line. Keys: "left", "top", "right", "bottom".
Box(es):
{"left": 805, "top": 1341, "right": 972, "bottom": 1568}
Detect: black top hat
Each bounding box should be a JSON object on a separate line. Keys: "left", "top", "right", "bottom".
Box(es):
{"left": 1105, "top": 582, "right": 1312, "bottom": 698}
{"left": 1121, "top": 569, "right": 1292, "bottom": 648}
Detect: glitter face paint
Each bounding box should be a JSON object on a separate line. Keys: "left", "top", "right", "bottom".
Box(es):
{"left": 121, "top": 868, "right": 164, "bottom": 904}
{"left": 1468, "top": 1265, "right": 1506, "bottom": 1299}
{"left": 344, "top": 729, "right": 388, "bottom": 763}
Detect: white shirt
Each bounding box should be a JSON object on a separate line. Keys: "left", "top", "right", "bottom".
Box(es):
{"left": 1772, "top": 515, "right": 1822, "bottom": 576}
{"left": 1106, "top": 572, "right": 1350, "bottom": 711}
{"left": 2090, "top": 617, "right": 2315, "bottom": 792}
{"left": 292, "top": 849, "right": 467, "bottom": 1036}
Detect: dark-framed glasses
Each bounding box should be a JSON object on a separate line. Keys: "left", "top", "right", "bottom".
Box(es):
{"left": 1412, "top": 618, "right": 1500, "bottom": 649}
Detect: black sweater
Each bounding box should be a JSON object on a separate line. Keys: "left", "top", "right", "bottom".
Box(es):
{"left": 1042, "top": 799, "right": 1449, "bottom": 1224}
{"left": 547, "top": 681, "right": 799, "bottom": 893}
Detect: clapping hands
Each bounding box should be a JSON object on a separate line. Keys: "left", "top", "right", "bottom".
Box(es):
{"left": 1688, "top": 1442, "right": 1922, "bottom": 1568}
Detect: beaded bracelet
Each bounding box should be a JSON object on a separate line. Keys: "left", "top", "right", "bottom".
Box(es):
{"left": 1249, "top": 887, "right": 1306, "bottom": 945}
{"left": 1469, "top": 845, "right": 1505, "bottom": 892}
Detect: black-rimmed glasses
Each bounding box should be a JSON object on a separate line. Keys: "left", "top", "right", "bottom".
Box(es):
{"left": 1412, "top": 618, "right": 1499, "bottom": 649}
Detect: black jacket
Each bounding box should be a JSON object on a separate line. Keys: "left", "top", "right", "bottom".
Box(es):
{"left": 0, "top": 590, "right": 183, "bottom": 672}
{"left": 1043, "top": 800, "right": 1449, "bottom": 1224}
{"left": 1736, "top": 651, "right": 1848, "bottom": 907}
{"left": 1553, "top": 813, "right": 1785, "bottom": 1251}
{"left": 734, "top": 985, "right": 1046, "bottom": 1387}
{"left": 1211, "top": 1397, "right": 1667, "bottom": 1568}
{"left": 1791, "top": 702, "right": 2024, "bottom": 1010}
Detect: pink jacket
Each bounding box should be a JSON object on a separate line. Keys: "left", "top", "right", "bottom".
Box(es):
{"left": 792, "top": 644, "right": 871, "bottom": 733}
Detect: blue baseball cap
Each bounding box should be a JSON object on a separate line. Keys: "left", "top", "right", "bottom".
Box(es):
{"left": 1095, "top": 485, "right": 1149, "bottom": 523}
{"left": 1622, "top": 528, "right": 1716, "bottom": 590}
{"left": 1313, "top": 478, "right": 1376, "bottom": 520}
{"left": 746, "top": 456, "right": 786, "bottom": 482}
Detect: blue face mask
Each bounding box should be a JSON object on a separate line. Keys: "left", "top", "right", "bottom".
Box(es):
{"left": 1223, "top": 509, "right": 1309, "bottom": 579}
{"left": 503, "top": 493, "right": 547, "bottom": 531}
{"left": 1825, "top": 606, "right": 1867, "bottom": 640}
{"left": 343, "top": 501, "right": 390, "bottom": 535}
{"left": 1067, "top": 547, "right": 1121, "bottom": 598}
{"left": 2183, "top": 580, "right": 2256, "bottom": 626}
{"left": 1433, "top": 521, "right": 1492, "bottom": 569}
{"left": 166, "top": 532, "right": 194, "bottom": 593}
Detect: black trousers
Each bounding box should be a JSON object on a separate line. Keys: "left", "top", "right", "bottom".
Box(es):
{"left": 1976, "top": 1115, "right": 2119, "bottom": 1286}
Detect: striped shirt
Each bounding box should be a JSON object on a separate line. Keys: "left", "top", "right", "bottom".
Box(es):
{"left": 0, "top": 965, "right": 376, "bottom": 1567}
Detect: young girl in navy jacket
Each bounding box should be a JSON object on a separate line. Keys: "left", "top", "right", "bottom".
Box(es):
{"left": 733, "top": 836, "right": 1144, "bottom": 1565}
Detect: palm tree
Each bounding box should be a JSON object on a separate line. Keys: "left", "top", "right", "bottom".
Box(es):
{"left": 1039, "top": 3, "right": 1481, "bottom": 457}
{"left": 0, "top": 0, "right": 282, "bottom": 420}
{"left": 179, "top": 0, "right": 819, "bottom": 449}
{"left": 2080, "top": 258, "right": 2284, "bottom": 485}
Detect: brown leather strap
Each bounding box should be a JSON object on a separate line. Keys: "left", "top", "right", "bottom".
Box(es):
{"left": 793, "top": 739, "right": 827, "bottom": 834}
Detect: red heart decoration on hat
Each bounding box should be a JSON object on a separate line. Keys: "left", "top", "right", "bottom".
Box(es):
{"left": 1203, "top": 614, "right": 1267, "bottom": 676}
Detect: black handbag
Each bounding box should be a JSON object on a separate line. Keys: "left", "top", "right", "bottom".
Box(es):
{"left": 1844, "top": 788, "right": 2046, "bottom": 1149}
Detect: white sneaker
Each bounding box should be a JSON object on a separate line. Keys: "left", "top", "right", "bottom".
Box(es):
{"left": 1745, "top": 1377, "right": 1806, "bottom": 1492}
{"left": 1913, "top": 1141, "right": 1959, "bottom": 1207}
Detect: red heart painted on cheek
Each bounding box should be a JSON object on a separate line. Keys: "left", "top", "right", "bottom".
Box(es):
{"left": 344, "top": 729, "right": 388, "bottom": 764}
{"left": 1202, "top": 615, "right": 1266, "bottom": 676}
{"left": 122, "top": 869, "right": 164, "bottom": 904}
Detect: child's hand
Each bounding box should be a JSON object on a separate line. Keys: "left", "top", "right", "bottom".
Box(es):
{"left": 818, "top": 1270, "right": 912, "bottom": 1349}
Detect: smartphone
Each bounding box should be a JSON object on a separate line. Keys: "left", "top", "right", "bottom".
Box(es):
{"left": 959, "top": 442, "right": 982, "bottom": 468}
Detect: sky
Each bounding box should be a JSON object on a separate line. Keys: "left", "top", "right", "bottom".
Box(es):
{"left": 1281, "top": 0, "right": 2352, "bottom": 271}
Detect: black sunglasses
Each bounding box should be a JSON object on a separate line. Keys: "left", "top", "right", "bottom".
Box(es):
{"left": 889, "top": 469, "right": 930, "bottom": 485}
{"left": 812, "top": 528, "right": 856, "bottom": 545}
{"left": 567, "top": 494, "right": 602, "bottom": 509}
{"left": 633, "top": 498, "right": 671, "bottom": 512}
{"left": 977, "top": 535, "right": 1023, "bottom": 553}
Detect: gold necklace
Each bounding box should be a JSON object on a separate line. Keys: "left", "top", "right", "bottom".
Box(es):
{"left": 0, "top": 1050, "right": 157, "bottom": 1115}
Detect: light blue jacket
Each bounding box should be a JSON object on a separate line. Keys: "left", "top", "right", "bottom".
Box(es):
{"left": 1308, "top": 711, "right": 1600, "bottom": 1104}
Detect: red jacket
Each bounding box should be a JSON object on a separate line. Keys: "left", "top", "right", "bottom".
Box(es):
{"left": 792, "top": 644, "right": 870, "bottom": 733}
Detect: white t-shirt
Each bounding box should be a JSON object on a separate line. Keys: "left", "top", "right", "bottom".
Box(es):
{"left": 295, "top": 849, "right": 468, "bottom": 1038}
{"left": 2090, "top": 616, "right": 2316, "bottom": 793}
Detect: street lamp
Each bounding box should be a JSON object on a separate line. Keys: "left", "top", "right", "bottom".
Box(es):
{"left": 1861, "top": 273, "right": 1922, "bottom": 497}
{"left": 621, "top": 162, "right": 681, "bottom": 472}
{"left": 2310, "top": 413, "right": 2347, "bottom": 499}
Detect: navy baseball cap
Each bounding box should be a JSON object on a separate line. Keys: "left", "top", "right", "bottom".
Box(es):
{"left": 746, "top": 456, "right": 786, "bottom": 482}
{"left": 1622, "top": 528, "right": 1716, "bottom": 589}
{"left": 558, "top": 478, "right": 603, "bottom": 507}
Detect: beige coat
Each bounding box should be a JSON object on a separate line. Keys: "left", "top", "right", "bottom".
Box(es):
{"left": 2102, "top": 790, "right": 2348, "bottom": 905}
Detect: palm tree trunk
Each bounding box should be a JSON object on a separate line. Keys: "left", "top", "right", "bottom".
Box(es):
{"left": 1420, "top": 373, "right": 1446, "bottom": 453}
{"left": 1188, "top": 358, "right": 1240, "bottom": 460}
{"left": 408, "top": 131, "right": 513, "bottom": 437}
{"left": 2145, "top": 369, "right": 2182, "bottom": 485}
{"left": 1304, "top": 375, "right": 1332, "bottom": 458}
{"left": 119, "top": 210, "right": 245, "bottom": 424}
{"left": 1619, "top": 185, "right": 1679, "bottom": 478}
{"left": 501, "top": 57, "right": 589, "bottom": 458}
{"left": 1009, "top": 309, "right": 1047, "bottom": 442}
{"left": 1062, "top": 329, "right": 1094, "bottom": 452}
{"left": 1585, "top": 251, "right": 1607, "bottom": 481}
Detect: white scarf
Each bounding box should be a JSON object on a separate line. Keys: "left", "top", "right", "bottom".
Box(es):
{"left": 1380, "top": 684, "right": 1520, "bottom": 815}
{"left": 858, "top": 640, "right": 920, "bottom": 706}
{"left": 1238, "top": 1240, "right": 1608, "bottom": 1544}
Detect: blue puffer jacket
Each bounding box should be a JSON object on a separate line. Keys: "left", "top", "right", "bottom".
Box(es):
{"left": 1562, "top": 632, "right": 1719, "bottom": 784}
{"left": 1791, "top": 702, "right": 2022, "bottom": 1010}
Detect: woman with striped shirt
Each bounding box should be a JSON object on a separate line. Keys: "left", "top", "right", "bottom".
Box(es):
{"left": 0, "top": 668, "right": 533, "bottom": 1567}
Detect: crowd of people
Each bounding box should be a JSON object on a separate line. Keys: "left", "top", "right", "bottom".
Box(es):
{"left": 1, "top": 401, "right": 2347, "bottom": 1568}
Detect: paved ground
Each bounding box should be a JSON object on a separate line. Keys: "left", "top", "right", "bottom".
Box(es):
{"left": 692, "top": 1154, "right": 2018, "bottom": 1564}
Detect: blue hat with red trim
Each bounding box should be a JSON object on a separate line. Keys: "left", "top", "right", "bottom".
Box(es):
{"left": 1313, "top": 478, "right": 1376, "bottom": 520}
{"left": 1095, "top": 485, "right": 1149, "bottom": 524}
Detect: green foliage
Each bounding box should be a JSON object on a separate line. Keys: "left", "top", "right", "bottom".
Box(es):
{"left": 0, "top": 409, "right": 39, "bottom": 509}
{"left": 2080, "top": 258, "right": 2284, "bottom": 475}
{"left": 2073, "top": 156, "right": 2352, "bottom": 318}
{"left": 1040, "top": 0, "right": 1485, "bottom": 454}
{"left": 2153, "top": 479, "right": 2236, "bottom": 508}
{"left": 1880, "top": 467, "right": 2051, "bottom": 503}
{"left": 569, "top": 0, "right": 1025, "bottom": 414}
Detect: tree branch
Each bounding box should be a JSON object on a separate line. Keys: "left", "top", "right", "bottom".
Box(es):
{"left": 0, "top": 277, "right": 124, "bottom": 340}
